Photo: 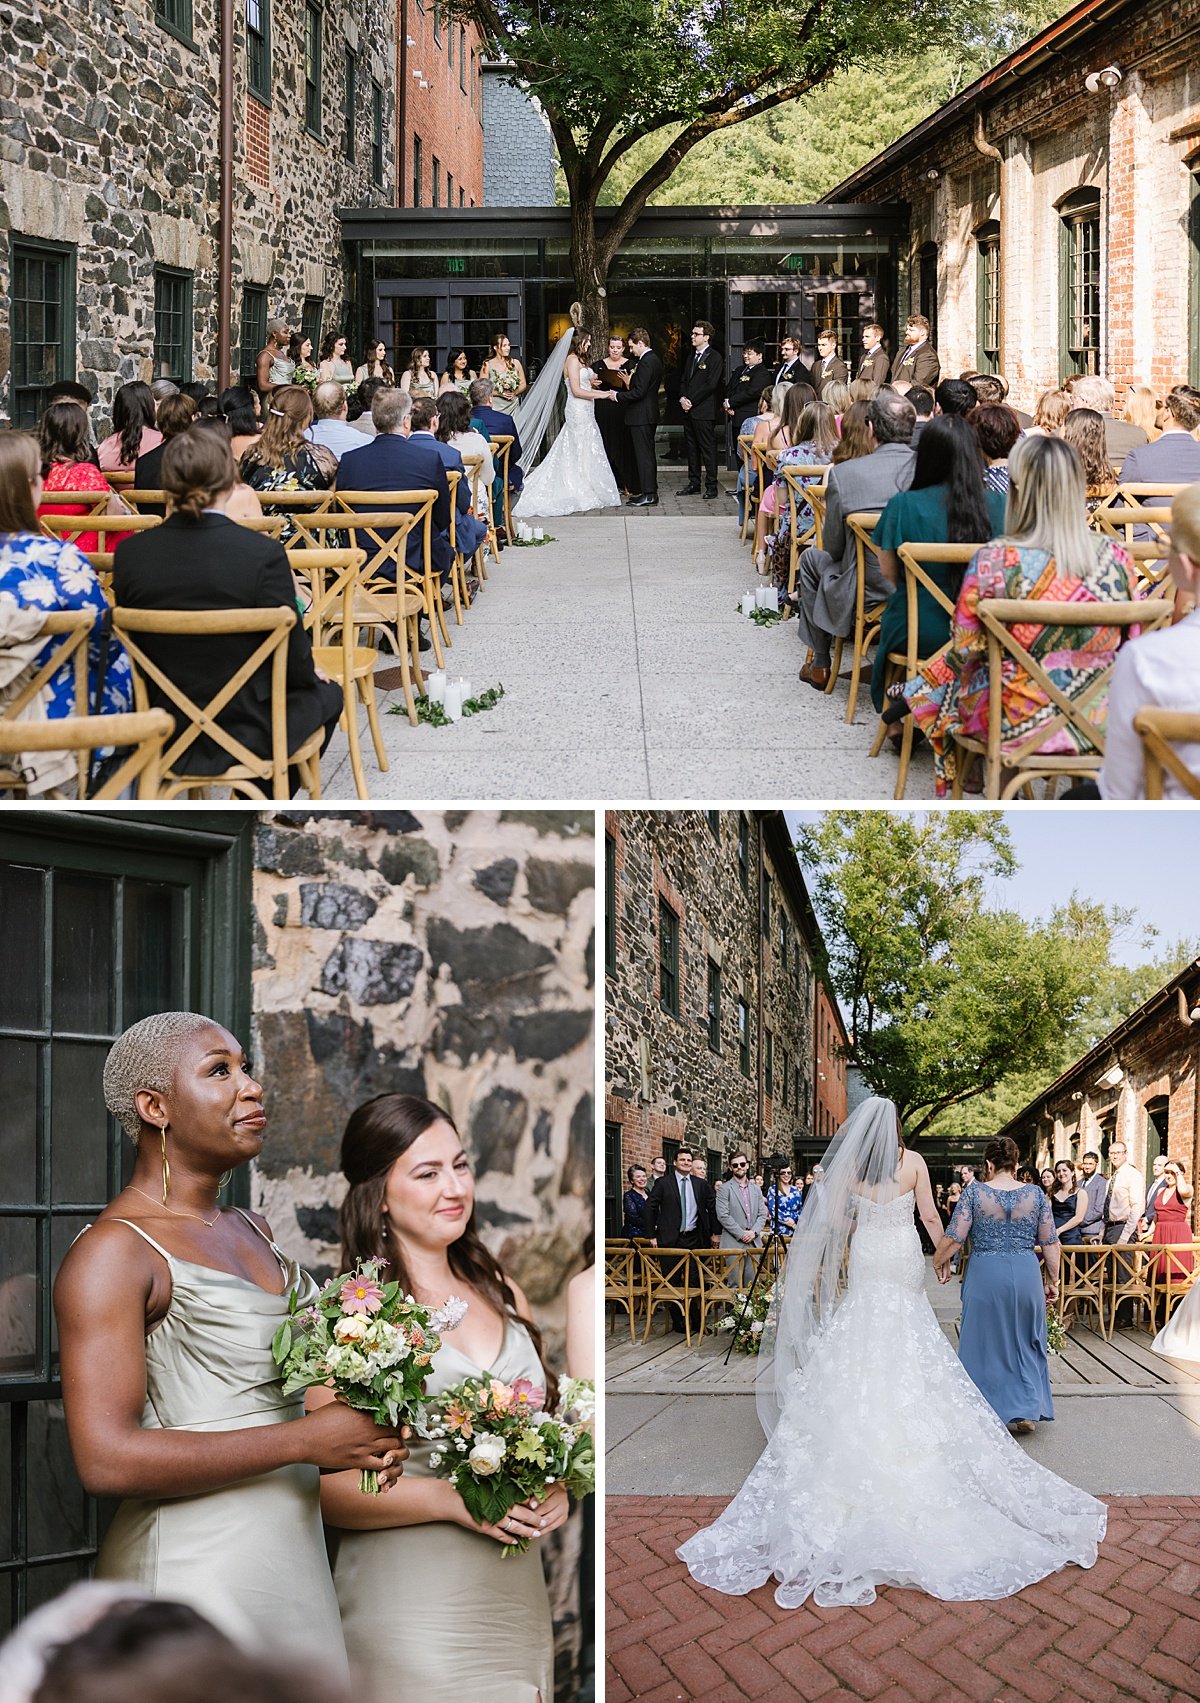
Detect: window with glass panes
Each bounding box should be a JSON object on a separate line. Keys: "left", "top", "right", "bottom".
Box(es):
{"left": 412, "top": 133, "right": 423, "bottom": 206}
{"left": 371, "top": 81, "right": 383, "bottom": 186}
{"left": 918, "top": 241, "right": 939, "bottom": 351}
{"left": 0, "top": 815, "right": 252, "bottom": 1633}
{"left": 781, "top": 1045, "right": 789, "bottom": 1108}
{"left": 433, "top": 0, "right": 442, "bottom": 39}
{"left": 153, "top": 268, "right": 193, "bottom": 382}
{"left": 432, "top": 157, "right": 441, "bottom": 208}
{"left": 447, "top": 173, "right": 454, "bottom": 208}
{"left": 777, "top": 910, "right": 787, "bottom": 971}
{"left": 9, "top": 239, "right": 76, "bottom": 429}
{"left": 1059, "top": 192, "right": 1101, "bottom": 378}
{"left": 706, "top": 810, "right": 720, "bottom": 842}
{"left": 738, "top": 999, "right": 750, "bottom": 1077}
{"left": 658, "top": 897, "right": 679, "bottom": 1017}
{"left": 240, "top": 285, "right": 267, "bottom": 384}
{"left": 764, "top": 1028, "right": 773, "bottom": 1098}
{"left": 976, "top": 223, "right": 1000, "bottom": 374}
{"left": 459, "top": 26, "right": 467, "bottom": 88}
{"left": 301, "top": 297, "right": 324, "bottom": 354}
{"left": 155, "top": 0, "right": 193, "bottom": 40}
{"left": 304, "top": 2, "right": 323, "bottom": 134}
{"left": 706, "top": 957, "right": 720, "bottom": 1051}
{"left": 604, "top": 833, "right": 616, "bottom": 976}
{"left": 737, "top": 814, "right": 749, "bottom": 892}
{"left": 604, "top": 1122, "right": 623, "bottom": 1237}
{"left": 344, "top": 49, "right": 356, "bottom": 161}
{"left": 246, "top": 0, "right": 270, "bottom": 99}
{"left": 760, "top": 867, "right": 770, "bottom": 937}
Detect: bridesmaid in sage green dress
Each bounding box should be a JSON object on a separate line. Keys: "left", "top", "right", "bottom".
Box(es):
{"left": 53, "top": 1012, "right": 403, "bottom": 1665}
{"left": 315, "top": 1093, "right": 569, "bottom": 1703}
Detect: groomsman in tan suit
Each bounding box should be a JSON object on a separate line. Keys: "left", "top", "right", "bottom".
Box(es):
{"left": 812, "top": 330, "right": 849, "bottom": 396}
{"left": 890, "top": 314, "right": 941, "bottom": 389}
{"left": 857, "top": 323, "right": 890, "bottom": 387}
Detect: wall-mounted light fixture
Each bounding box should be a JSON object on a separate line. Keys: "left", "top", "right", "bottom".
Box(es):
{"left": 1084, "top": 65, "right": 1123, "bottom": 92}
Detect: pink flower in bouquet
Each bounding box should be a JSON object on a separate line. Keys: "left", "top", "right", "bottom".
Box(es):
{"left": 489, "top": 1379, "right": 515, "bottom": 1412}
{"left": 339, "top": 1276, "right": 385, "bottom": 1315}
{"left": 510, "top": 1377, "right": 545, "bottom": 1409}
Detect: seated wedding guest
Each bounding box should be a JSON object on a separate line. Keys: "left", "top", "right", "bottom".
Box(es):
{"left": 1117, "top": 391, "right": 1200, "bottom": 490}
{"left": 219, "top": 385, "right": 263, "bottom": 459}
{"left": 972, "top": 403, "right": 1022, "bottom": 494}
{"left": 133, "top": 393, "right": 198, "bottom": 511}
{"left": 848, "top": 378, "right": 877, "bottom": 403}
{"left": 1027, "top": 388, "right": 1071, "bottom": 437}
{"left": 469, "top": 376, "right": 524, "bottom": 499}
{"left": 288, "top": 332, "right": 319, "bottom": 390}
{"left": 751, "top": 386, "right": 796, "bottom": 569}
{"left": 256, "top": 317, "right": 293, "bottom": 397}
{"left": 872, "top": 414, "right": 1005, "bottom": 718}
{"left": 0, "top": 431, "right": 133, "bottom": 733}
{"left": 909, "top": 386, "right": 935, "bottom": 446}
{"left": 319, "top": 1093, "right": 564, "bottom": 1703}
{"left": 440, "top": 349, "right": 476, "bottom": 393}
{"left": 47, "top": 378, "right": 95, "bottom": 412}
{"left": 1072, "top": 374, "right": 1148, "bottom": 461}
{"left": 336, "top": 387, "right": 452, "bottom": 589}
{"left": 97, "top": 382, "right": 161, "bottom": 472}
{"left": 33, "top": 1631, "right": 351, "bottom": 1703}
{"left": 37, "top": 402, "right": 129, "bottom": 553}
{"left": 1123, "top": 384, "right": 1160, "bottom": 443}
{"left": 831, "top": 398, "right": 875, "bottom": 465}
{"left": 734, "top": 385, "right": 775, "bottom": 529}
{"left": 400, "top": 346, "right": 439, "bottom": 402}
{"left": 968, "top": 371, "right": 1032, "bottom": 429}
{"left": 239, "top": 385, "right": 334, "bottom": 540}
{"left": 768, "top": 396, "right": 837, "bottom": 588}
{"left": 150, "top": 378, "right": 180, "bottom": 413}
{"left": 187, "top": 420, "right": 265, "bottom": 523}
{"left": 113, "top": 430, "right": 343, "bottom": 784}
{"left": 904, "top": 433, "right": 1139, "bottom": 796}
{"left": 1098, "top": 481, "right": 1200, "bottom": 799}
{"left": 1061, "top": 407, "right": 1118, "bottom": 510}
{"left": 437, "top": 387, "right": 495, "bottom": 495}
{"left": 889, "top": 314, "right": 940, "bottom": 389}
{"left": 355, "top": 339, "right": 395, "bottom": 387}
{"left": 623, "top": 1164, "right": 650, "bottom": 1238}
{"left": 318, "top": 331, "right": 355, "bottom": 386}
{"left": 306, "top": 381, "right": 367, "bottom": 462}
{"left": 823, "top": 379, "right": 852, "bottom": 425}
{"left": 348, "top": 376, "right": 386, "bottom": 434}
{"left": 411, "top": 394, "right": 486, "bottom": 574}
{"left": 934, "top": 378, "right": 976, "bottom": 420}
{"left": 794, "top": 392, "right": 916, "bottom": 690}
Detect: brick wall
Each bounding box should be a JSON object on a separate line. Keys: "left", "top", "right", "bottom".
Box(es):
{"left": 404, "top": 8, "right": 484, "bottom": 207}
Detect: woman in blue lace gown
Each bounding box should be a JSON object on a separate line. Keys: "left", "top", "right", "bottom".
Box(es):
{"left": 934, "top": 1136, "right": 1058, "bottom": 1434}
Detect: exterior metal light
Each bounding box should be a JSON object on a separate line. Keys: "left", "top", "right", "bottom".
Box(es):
{"left": 1084, "top": 65, "right": 1123, "bottom": 92}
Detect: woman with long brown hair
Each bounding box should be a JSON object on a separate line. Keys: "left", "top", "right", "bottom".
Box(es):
{"left": 315, "top": 1093, "right": 564, "bottom": 1701}
{"left": 237, "top": 385, "right": 334, "bottom": 539}
{"left": 1061, "top": 407, "right": 1118, "bottom": 508}
{"left": 37, "top": 400, "right": 129, "bottom": 554}
{"left": 481, "top": 330, "right": 527, "bottom": 413}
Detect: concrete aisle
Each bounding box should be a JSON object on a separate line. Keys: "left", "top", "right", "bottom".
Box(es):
{"left": 321, "top": 507, "right": 920, "bottom": 800}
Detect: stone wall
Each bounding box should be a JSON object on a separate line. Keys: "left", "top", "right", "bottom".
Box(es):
{"left": 605, "top": 810, "right": 819, "bottom": 1225}
{"left": 0, "top": 0, "right": 397, "bottom": 423}
{"left": 481, "top": 62, "right": 556, "bottom": 207}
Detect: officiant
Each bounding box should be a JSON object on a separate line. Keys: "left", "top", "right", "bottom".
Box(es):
{"left": 592, "top": 333, "right": 632, "bottom": 493}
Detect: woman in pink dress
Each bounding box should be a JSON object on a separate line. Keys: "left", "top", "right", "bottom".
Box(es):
{"left": 97, "top": 382, "right": 162, "bottom": 472}
{"left": 1147, "top": 1161, "right": 1194, "bottom": 1284}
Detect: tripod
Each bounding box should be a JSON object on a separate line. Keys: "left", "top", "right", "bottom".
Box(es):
{"left": 722, "top": 1156, "right": 790, "bottom": 1365}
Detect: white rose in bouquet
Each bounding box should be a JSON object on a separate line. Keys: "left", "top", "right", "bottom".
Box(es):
{"left": 467, "top": 1434, "right": 507, "bottom": 1476}
{"left": 334, "top": 1314, "right": 369, "bottom": 1343}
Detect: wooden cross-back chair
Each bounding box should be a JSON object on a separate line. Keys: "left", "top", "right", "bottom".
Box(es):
{"left": 951, "top": 596, "right": 1174, "bottom": 799}
{"left": 1090, "top": 502, "right": 1173, "bottom": 547}
{"left": 444, "top": 470, "right": 479, "bottom": 626}
{"left": 778, "top": 464, "right": 831, "bottom": 603}
{"left": 0, "top": 609, "right": 94, "bottom": 795}
{"left": 40, "top": 513, "right": 161, "bottom": 549}
{"left": 604, "top": 1242, "right": 641, "bottom": 1343}
{"left": 111, "top": 605, "right": 324, "bottom": 800}
{"left": 737, "top": 433, "right": 758, "bottom": 545}
{"left": 459, "top": 452, "right": 496, "bottom": 576}
{"left": 487, "top": 433, "right": 516, "bottom": 539}
{"left": 833, "top": 512, "right": 888, "bottom": 723}
{"left": 0, "top": 709, "right": 175, "bottom": 800}
{"left": 1133, "top": 707, "right": 1200, "bottom": 799}
{"left": 37, "top": 489, "right": 113, "bottom": 518}
{"left": 641, "top": 1247, "right": 698, "bottom": 1347}
{"left": 869, "top": 543, "right": 978, "bottom": 799}
{"left": 330, "top": 491, "right": 445, "bottom": 666}
{"left": 284, "top": 546, "right": 384, "bottom": 802}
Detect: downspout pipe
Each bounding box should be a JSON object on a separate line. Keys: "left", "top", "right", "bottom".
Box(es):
{"left": 217, "top": 0, "right": 234, "bottom": 389}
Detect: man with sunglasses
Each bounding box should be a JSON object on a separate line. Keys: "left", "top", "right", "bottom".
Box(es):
{"left": 716, "top": 1152, "right": 767, "bottom": 1285}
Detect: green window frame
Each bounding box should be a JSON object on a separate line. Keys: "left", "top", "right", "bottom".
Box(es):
{"left": 432, "top": 156, "right": 441, "bottom": 209}
{"left": 412, "top": 133, "right": 423, "bottom": 206}
{"left": 706, "top": 810, "right": 720, "bottom": 842}
{"left": 246, "top": 0, "right": 270, "bottom": 101}
{"left": 706, "top": 957, "right": 720, "bottom": 1052}
{"left": 371, "top": 81, "right": 384, "bottom": 188}
{"left": 301, "top": 296, "right": 324, "bottom": 353}
{"left": 153, "top": 267, "right": 193, "bottom": 383}
{"left": 738, "top": 999, "right": 750, "bottom": 1078}
{"left": 658, "top": 896, "right": 679, "bottom": 1018}
{"left": 344, "top": 48, "right": 357, "bottom": 162}
{"left": 765, "top": 1028, "right": 773, "bottom": 1099}
{"left": 303, "top": 2, "right": 323, "bottom": 137}
{"left": 240, "top": 284, "right": 268, "bottom": 384}
{"left": 9, "top": 237, "right": 76, "bottom": 430}
{"left": 1059, "top": 190, "right": 1101, "bottom": 380}
{"left": 760, "top": 866, "right": 770, "bottom": 938}
{"left": 604, "top": 1122, "right": 623, "bottom": 1237}
{"left": 155, "top": 0, "right": 195, "bottom": 45}
{"left": 976, "top": 221, "right": 1000, "bottom": 375}
{"left": 459, "top": 26, "right": 467, "bottom": 90}
{"left": 433, "top": 0, "right": 442, "bottom": 41}
{"left": 0, "top": 814, "right": 253, "bottom": 1630}
{"left": 604, "top": 833, "right": 616, "bottom": 976}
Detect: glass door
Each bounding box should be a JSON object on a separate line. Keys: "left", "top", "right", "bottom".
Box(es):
{"left": 727, "top": 277, "right": 876, "bottom": 371}
{"left": 374, "top": 280, "right": 523, "bottom": 380}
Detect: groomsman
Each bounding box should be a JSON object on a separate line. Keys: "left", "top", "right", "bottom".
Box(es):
{"left": 812, "top": 330, "right": 849, "bottom": 396}
{"left": 724, "top": 340, "right": 765, "bottom": 468}
{"left": 773, "top": 333, "right": 810, "bottom": 387}
{"left": 890, "top": 313, "right": 941, "bottom": 389}
{"left": 679, "top": 320, "right": 724, "bottom": 499}
{"left": 857, "top": 323, "right": 890, "bottom": 387}
{"left": 716, "top": 1152, "right": 767, "bottom": 1285}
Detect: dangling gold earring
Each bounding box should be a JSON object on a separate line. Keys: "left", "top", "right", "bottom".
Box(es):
{"left": 160, "top": 1125, "right": 172, "bottom": 1204}
{"left": 218, "top": 1170, "right": 233, "bottom": 1193}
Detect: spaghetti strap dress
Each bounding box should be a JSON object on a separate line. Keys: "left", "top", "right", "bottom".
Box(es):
{"left": 93, "top": 1212, "right": 348, "bottom": 1671}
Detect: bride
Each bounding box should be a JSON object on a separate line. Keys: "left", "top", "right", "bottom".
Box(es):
{"left": 678, "top": 1097, "right": 1107, "bottom": 1609}
{"left": 513, "top": 329, "right": 620, "bottom": 519}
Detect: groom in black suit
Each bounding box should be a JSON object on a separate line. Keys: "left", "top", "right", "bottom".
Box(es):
{"left": 679, "top": 320, "right": 724, "bottom": 498}
{"left": 645, "top": 1146, "right": 716, "bottom": 1331}
{"left": 618, "top": 326, "right": 663, "bottom": 507}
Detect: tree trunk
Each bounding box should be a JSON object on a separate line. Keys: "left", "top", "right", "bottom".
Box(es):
{"left": 568, "top": 186, "right": 611, "bottom": 346}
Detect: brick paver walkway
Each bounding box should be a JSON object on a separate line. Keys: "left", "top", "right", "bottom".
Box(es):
{"left": 607, "top": 1495, "right": 1200, "bottom": 1702}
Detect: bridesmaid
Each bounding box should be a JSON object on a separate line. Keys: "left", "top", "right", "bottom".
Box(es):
{"left": 53, "top": 1011, "right": 403, "bottom": 1665}
{"left": 482, "top": 332, "right": 527, "bottom": 414}
{"left": 318, "top": 1093, "right": 567, "bottom": 1702}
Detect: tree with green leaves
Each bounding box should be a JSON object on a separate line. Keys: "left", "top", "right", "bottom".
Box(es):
{"left": 451, "top": 0, "right": 1057, "bottom": 339}
{"left": 795, "top": 812, "right": 1104, "bottom": 1140}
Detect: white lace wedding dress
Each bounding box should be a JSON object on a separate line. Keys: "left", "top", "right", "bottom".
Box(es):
{"left": 1152, "top": 1276, "right": 1200, "bottom": 1362}
{"left": 513, "top": 367, "right": 620, "bottom": 518}
{"left": 678, "top": 1189, "right": 1107, "bottom": 1609}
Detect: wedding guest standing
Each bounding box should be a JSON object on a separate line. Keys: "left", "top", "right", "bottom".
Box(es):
{"left": 320, "top": 1094, "right": 563, "bottom": 1703}
{"left": 53, "top": 1012, "right": 401, "bottom": 1664}
{"left": 622, "top": 1165, "right": 650, "bottom": 1238}
{"left": 764, "top": 1167, "right": 803, "bottom": 1237}
{"left": 678, "top": 321, "right": 724, "bottom": 499}
{"left": 724, "top": 339, "right": 765, "bottom": 468}
{"left": 1146, "top": 1160, "right": 1194, "bottom": 1287}
{"left": 934, "top": 1136, "right": 1059, "bottom": 1434}
{"left": 482, "top": 332, "right": 527, "bottom": 414}
{"left": 1050, "top": 1160, "right": 1087, "bottom": 1246}
{"left": 716, "top": 1152, "right": 766, "bottom": 1283}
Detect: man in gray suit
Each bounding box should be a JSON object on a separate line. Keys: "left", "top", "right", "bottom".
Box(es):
{"left": 1071, "top": 375, "right": 1148, "bottom": 463}
{"left": 793, "top": 393, "right": 917, "bottom": 689}
{"left": 716, "top": 1152, "right": 767, "bottom": 1284}
{"left": 1117, "top": 391, "right": 1200, "bottom": 489}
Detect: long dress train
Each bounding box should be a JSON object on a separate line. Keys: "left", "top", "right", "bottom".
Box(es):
{"left": 513, "top": 368, "right": 620, "bottom": 518}
{"left": 678, "top": 1190, "right": 1107, "bottom": 1609}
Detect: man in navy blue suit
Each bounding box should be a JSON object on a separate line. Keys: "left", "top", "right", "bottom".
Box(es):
{"left": 409, "top": 394, "right": 485, "bottom": 590}
{"left": 468, "top": 375, "right": 524, "bottom": 502}
{"left": 336, "top": 387, "right": 452, "bottom": 587}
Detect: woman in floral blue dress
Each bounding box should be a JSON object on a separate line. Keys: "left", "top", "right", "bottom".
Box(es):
{"left": 0, "top": 432, "right": 132, "bottom": 723}
{"left": 764, "top": 1167, "right": 804, "bottom": 1237}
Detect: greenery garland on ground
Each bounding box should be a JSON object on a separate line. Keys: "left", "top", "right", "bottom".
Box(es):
{"left": 388, "top": 684, "right": 506, "bottom": 726}
{"left": 738, "top": 604, "right": 783, "bottom": 626}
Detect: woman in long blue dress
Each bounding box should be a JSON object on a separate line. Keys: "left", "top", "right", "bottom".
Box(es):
{"left": 933, "top": 1135, "right": 1059, "bottom": 1435}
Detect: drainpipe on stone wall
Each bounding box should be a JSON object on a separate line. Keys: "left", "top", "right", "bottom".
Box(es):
{"left": 756, "top": 821, "right": 765, "bottom": 1168}
{"left": 217, "top": 0, "right": 234, "bottom": 388}
{"left": 972, "top": 109, "right": 1003, "bottom": 376}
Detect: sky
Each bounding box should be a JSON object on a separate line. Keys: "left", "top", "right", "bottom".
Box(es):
{"left": 786, "top": 809, "right": 1200, "bottom": 970}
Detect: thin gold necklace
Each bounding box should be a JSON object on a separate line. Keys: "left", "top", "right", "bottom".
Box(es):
{"left": 128, "top": 1185, "right": 221, "bottom": 1228}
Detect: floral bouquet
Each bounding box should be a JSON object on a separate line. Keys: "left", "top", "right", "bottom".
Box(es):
{"left": 272, "top": 1259, "right": 466, "bottom": 1493}
{"left": 1046, "top": 1308, "right": 1068, "bottom": 1356}
{"left": 717, "top": 1284, "right": 775, "bottom": 1354}
{"left": 425, "top": 1373, "right": 596, "bottom": 1556}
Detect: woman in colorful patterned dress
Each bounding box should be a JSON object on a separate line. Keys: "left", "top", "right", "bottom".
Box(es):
{"left": 903, "top": 433, "right": 1139, "bottom": 796}
{"left": 37, "top": 403, "right": 129, "bottom": 555}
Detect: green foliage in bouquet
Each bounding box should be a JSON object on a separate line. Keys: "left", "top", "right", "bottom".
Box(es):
{"left": 717, "top": 1284, "right": 775, "bottom": 1353}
